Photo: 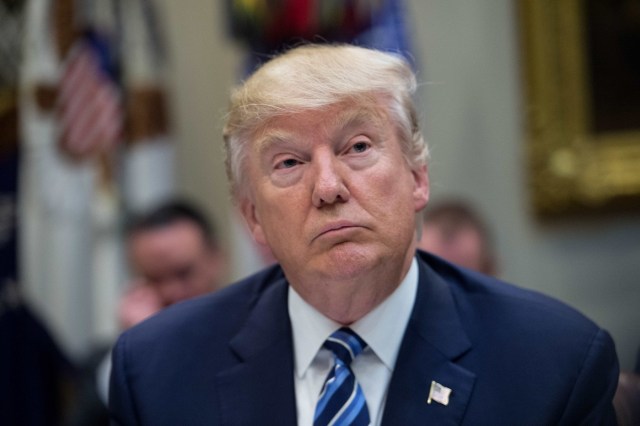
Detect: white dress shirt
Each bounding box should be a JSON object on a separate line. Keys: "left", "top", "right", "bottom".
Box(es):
{"left": 288, "top": 258, "right": 418, "bottom": 426}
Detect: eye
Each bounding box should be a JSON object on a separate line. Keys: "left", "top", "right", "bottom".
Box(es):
{"left": 276, "top": 158, "right": 301, "bottom": 169}
{"left": 350, "top": 141, "right": 370, "bottom": 153}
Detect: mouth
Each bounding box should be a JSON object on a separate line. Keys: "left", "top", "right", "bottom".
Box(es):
{"left": 312, "top": 221, "right": 362, "bottom": 242}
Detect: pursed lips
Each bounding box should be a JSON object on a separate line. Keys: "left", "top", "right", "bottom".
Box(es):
{"left": 312, "top": 221, "right": 362, "bottom": 242}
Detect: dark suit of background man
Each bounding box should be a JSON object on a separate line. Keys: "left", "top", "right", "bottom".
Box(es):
{"left": 109, "top": 44, "right": 619, "bottom": 425}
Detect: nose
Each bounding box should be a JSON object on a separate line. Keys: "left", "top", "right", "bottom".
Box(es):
{"left": 311, "top": 153, "right": 350, "bottom": 207}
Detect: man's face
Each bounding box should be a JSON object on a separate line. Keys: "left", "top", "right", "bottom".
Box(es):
{"left": 418, "top": 224, "right": 486, "bottom": 274}
{"left": 240, "top": 101, "right": 429, "bottom": 319}
{"left": 129, "top": 221, "right": 221, "bottom": 306}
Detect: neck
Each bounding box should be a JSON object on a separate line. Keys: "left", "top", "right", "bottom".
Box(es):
{"left": 290, "top": 249, "right": 415, "bottom": 324}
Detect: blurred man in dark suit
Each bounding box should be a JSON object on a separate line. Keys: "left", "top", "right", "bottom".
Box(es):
{"left": 68, "top": 200, "right": 225, "bottom": 425}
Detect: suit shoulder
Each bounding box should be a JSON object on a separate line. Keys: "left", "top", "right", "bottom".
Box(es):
{"left": 419, "top": 251, "right": 602, "bottom": 337}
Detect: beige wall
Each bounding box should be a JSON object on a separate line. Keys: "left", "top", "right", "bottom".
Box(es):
{"left": 157, "top": 0, "right": 240, "bottom": 248}
{"left": 159, "top": 0, "right": 640, "bottom": 370}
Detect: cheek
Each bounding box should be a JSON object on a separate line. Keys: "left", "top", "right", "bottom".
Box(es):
{"left": 254, "top": 191, "right": 306, "bottom": 243}
{"left": 364, "top": 165, "right": 416, "bottom": 207}
{"left": 360, "top": 168, "right": 419, "bottom": 233}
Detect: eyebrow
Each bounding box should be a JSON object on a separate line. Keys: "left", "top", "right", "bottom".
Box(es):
{"left": 255, "top": 128, "right": 299, "bottom": 156}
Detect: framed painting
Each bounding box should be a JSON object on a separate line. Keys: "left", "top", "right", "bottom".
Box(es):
{"left": 519, "top": 0, "right": 640, "bottom": 217}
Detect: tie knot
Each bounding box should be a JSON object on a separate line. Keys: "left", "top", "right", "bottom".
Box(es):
{"left": 323, "top": 327, "right": 367, "bottom": 365}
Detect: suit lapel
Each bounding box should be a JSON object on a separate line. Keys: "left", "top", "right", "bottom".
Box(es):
{"left": 215, "top": 277, "right": 297, "bottom": 426}
{"left": 382, "top": 256, "right": 476, "bottom": 425}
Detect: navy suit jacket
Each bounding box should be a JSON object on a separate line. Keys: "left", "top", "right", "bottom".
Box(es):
{"left": 109, "top": 251, "right": 619, "bottom": 425}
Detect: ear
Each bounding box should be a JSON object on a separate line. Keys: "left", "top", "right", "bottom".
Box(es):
{"left": 239, "top": 198, "right": 268, "bottom": 246}
{"left": 412, "top": 165, "right": 430, "bottom": 211}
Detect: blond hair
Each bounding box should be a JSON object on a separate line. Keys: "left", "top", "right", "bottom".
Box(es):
{"left": 223, "top": 44, "right": 429, "bottom": 201}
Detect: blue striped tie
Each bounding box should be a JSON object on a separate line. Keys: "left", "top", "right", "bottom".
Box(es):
{"left": 314, "top": 328, "right": 370, "bottom": 426}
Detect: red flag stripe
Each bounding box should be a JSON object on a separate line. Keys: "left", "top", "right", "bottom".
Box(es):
{"left": 57, "top": 39, "right": 122, "bottom": 159}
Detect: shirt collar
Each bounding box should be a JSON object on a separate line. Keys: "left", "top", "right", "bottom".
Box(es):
{"left": 288, "top": 257, "right": 419, "bottom": 378}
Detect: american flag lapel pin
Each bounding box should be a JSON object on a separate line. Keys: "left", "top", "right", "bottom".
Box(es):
{"left": 427, "top": 380, "right": 452, "bottom": 406}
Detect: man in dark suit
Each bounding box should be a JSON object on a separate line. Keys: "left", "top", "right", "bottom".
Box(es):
{"left": 109, "top": 44, "right": 619, "bottom": 425}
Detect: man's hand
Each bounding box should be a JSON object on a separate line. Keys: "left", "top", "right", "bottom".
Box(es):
{"left": 118, "top": 282, "right": 164, "bottom": 329}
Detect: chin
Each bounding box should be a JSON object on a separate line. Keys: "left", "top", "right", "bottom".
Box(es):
{"left": 315, "top": 243, "right": 382, "bottom": 280}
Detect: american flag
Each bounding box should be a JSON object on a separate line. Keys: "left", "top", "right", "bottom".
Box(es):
{"left": 427, "top": 380, "right": 452, "bottom": 406}
{"left": 57, "top": 31, "right": 122, "bottom": 160}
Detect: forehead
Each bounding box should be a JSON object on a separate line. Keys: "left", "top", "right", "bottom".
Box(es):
{"left": 130, "top": 221, "right": 205, "bottom": 250}
{"left": 252, "top": 100, "right": 390, "bottom": 151}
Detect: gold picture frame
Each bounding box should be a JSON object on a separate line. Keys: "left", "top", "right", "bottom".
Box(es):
{"left": 519, "top": 0, "right": 640, "bottom": 217}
